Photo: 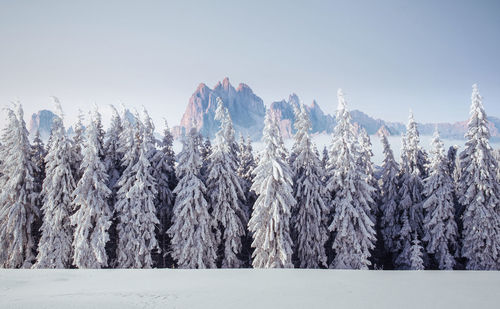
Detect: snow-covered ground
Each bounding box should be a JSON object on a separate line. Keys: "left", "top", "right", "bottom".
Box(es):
{"left": 1, "top": 269, "right": 498, "bottom": 308}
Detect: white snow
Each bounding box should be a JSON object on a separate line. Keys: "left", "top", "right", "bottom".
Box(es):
{"left": 0, "top": 269, "right": 499, "bottom": 308}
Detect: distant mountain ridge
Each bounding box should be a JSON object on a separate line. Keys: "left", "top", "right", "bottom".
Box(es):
{"left": 28, "top": 78, "right": 500, "bottom": 142}
{"left": 175, "top": 78, "right": 500, "bottom": 141}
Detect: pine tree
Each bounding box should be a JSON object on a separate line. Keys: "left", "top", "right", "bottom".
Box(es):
{"left": 34, "top": 100, "right": 76, "bottom": 268}
{"left": 249, "top": 111, "right": 295, "bottom": 268}
{"left": 379, "top": 134, "right": 400, "bottom": 256}
{"left": 103, "top": 105, "right": 124, "bottom": 200}
{"left": 71, "top": 111, "right": 112, "bottom": 269}
{"left": 200, "top": 136, "right": 212, "bottom": 180}
{"left": 30, "top": 129, "right": 46, "bottom": 253}
{"left": 168, "top": 127, "right": 217, "bottom": 268}
{"left": 458, "top": 84, "right": 500, "bottom": 270}
{"left": 410, "top": 233, "right": 424, "bottom": 270}
{"left": 321, "top": 146, "right": 329, "bottom": 170}
{"left": 395, "top": 112, "right": 425, "bottom": 269}
{"left": 31, "top": 130, "right": 47, "bottom": 196}
{"left": 0, "top": 104, "right": 39, "bottom": 268}
{"left": 291, "top": 104, "right": 328, "bottom": 268}
{"left": 325, "top": 89, "right": 376, "bottom": 269}
{"left": 358, "top": 128, "right": 379, "bottom": 223}
{"left": 70, "top": 110, "right": 85, "bottom": 181}
{"left": 102, "top": 106, "right": 124, "bottom": 266}
{"left": 151, "top": 120, "right": 176, "bottom": 268}
{"left": 422, "top": 130, "right": 458, "bottom": 270}
{"left": 92, "top": 106, "right": 105, "bottom": 160}
{"left": 115, "top": 119, "right": 159, "bottom": 268}
{"left": 237, "top": 134, "right": 257, "bottom": 266}
{"left": 206, "top": 98, "right": 247, "bottom": 268}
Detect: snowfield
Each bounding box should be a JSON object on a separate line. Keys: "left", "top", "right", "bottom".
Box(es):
{"left": 1, "top": 270, "right": 499, "bottom": 309}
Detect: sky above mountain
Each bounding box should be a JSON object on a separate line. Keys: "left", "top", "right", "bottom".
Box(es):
{"left": 1, "top": 0, "right": 499, "bottom": 129}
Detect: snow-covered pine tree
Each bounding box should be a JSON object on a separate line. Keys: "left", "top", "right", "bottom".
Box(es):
{"left": 325, "top": 89, "right": 376, "bottom": 269}
{"left": 237, "top": 134, "right": 257, "bottom": 266}
{"left": 0, "top": 105, "right": 39, "bottom": 268}
{"left": 321, "top": 146, "right": 329, "bottom": 170}
{"left": 395, "top": 112, "right": 425, "bottom": 269}
{"left": 70, "top": 110, "right": 85, "bottom": 182}
{"left": 237, "top": 135, "right": 256, "bottom": 195}
{"left": 115, "top": 119, "right": 159, "bottom": 268}
{"left": 103, "top": 105, "right": 123, "bottom": 195}
{"left": 447, "top": 145, "right": 459, "bottom": 177}
{"left": 30, "top": 129, "right": 47, "bottom": 255}
{"left": 379, "top": 134, "right": 400, "bottom": 256}
{"left": 422, "top": 130, "right": 458, "bottom": 270}
{"left": 206, "top": 98, "right": 247, "bottom": 268}
{"left": 249, "top": 111, "right": 295, "bottom": 268}
{"left": 458, "top": 84, "right": 500, "bottom": 270}
{"left": 31, "top": 129, "right": 47, "bottom": 195}
{"left": 358, "top": 128, "right": 379, "bottom": 223}
{"left": 150, "top": 120, "right": 176, "bottom": 268}
{"left": 102, "top": 106, "right": 125, "bottom": 266}
{"left": 92, "top": 106, "right": 105, "bottom": 160}
{"left": 291, "top": 104, "right": 328, "bottom": 268}
{"left": 168, "top": 127, "right": 217, "bottom": 268}
{"left": 71, "top": 112, "right": 112, "bottom": 269}
{"left": 199, "top": 136, "right": 212, "bottom": 180}
{"left": 34, "top": 100, "right": 76, "bottom": 268}
{"left": 410, "top": 233, "right": 424, "bottom": 270}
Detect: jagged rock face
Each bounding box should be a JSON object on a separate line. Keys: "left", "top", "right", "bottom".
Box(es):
{"left": 269, "top": 94, "right": 335, "bottom": 138}
{"left": 29, "top": 110, "right": 59, "bottom": 141}
{"left": 174, "top": 77, "right": 266, "bottom": 140}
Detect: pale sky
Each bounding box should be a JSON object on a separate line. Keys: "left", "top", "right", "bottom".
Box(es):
{"left": 1, "top": 0, "right": 499, "bottom": 130}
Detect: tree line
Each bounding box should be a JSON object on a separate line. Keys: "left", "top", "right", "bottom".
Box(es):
{"left": 0, "top": 85, "right": 499, "bottom": 270}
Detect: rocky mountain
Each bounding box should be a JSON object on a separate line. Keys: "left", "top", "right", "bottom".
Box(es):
{"left": 175, "top": 78, "right": 500, "bottom": 141}
{"left": 173, "top": 77, "right": 266, "bottom": 140}
{"left": 28, "top": 79, "right": 500, "bottom": 143}
{"left": 29, "top": 110, "right": 59, "bottom": 141}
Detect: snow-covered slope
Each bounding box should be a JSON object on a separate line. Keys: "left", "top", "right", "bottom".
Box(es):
{"left": 1, "top": 269, "right": 498, "bottom": 309}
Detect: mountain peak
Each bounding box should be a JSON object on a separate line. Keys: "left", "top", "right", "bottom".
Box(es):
{"left": 174, "top": 78, "right": 266, "bottom": 139}
{"left": 29, "top": 109, "right": 59, "bottom": 141}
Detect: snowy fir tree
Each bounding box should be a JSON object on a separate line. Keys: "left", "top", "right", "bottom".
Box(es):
{"left": 458, "top": 84, "right": 500, "bottom": 270}
{"left": 237, "top": 135, "right": 257, "bottom": 204}
{"left": 321, "top": 146, "right": 329, "bottom": 170}
{"left": 291, "top": 104, "right": 328, "bottom": 268}
{"left": 403, "top": 111, "right": 425, "bottom": 234}
{"left": 168, "top": 127, "right": 217, "bottom": 269}
{"left": 237, "top": 134, "right": 257, "bottom": 266}
{"left": 102, "top": 106, "right": 124, "bottom": 265}
{"left": 71, "top": 112, "right": 112, "bottom": 269}
{"left": 379, "top": 134, "right": 400, "bottom": 256}
{"left": 34, "top": 101, "right": 77, "bottom": 268}
{"left": 30, "top": 129, "right": 46, "bottom": 254}
{"left": 199, "top": 136, "right": 212, "bottom": 180}
{"left": 103, "top": 105, "right": 124, "bottom": 197}
{"left": 115, "top": 119, "right": 159, "bottom": 268}
{"left": 325, "top": 89, "right": 376, "bottom": 269}
{"left": 249, "top": 111, "right": 295, "bottom": 268}
{"left": 70, "top": 109, "right": 85, "bottom": 181}
{"left": 358, "top": 128, "right": 379, "bottom": 223}
{"left": 31, "top": 129, "right": 47, "bottom": 196}
{"left": 422, "top": 130, "right": 458, "bottom": 270}
{"left": 0, "top": 104, "right": 39, "bottom": 268}
{"left": 150, "top": 120, "right": 176, "bottom": 268}
{"left": 410, "top": 233, "right": 424, "bottom": 270}
{"left": 92, "top": 106, "right": 105, "bottom": 160}
{"left": 395, "top": 112, "right": 425, "bottom": 269}
{"left": 206, "top": 98, "right": 247, "bottom": 268}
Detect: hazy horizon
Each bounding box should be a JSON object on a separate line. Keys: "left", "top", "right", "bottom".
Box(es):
{"left": 1, "top": 0, "right": 499, "bottom": 129}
